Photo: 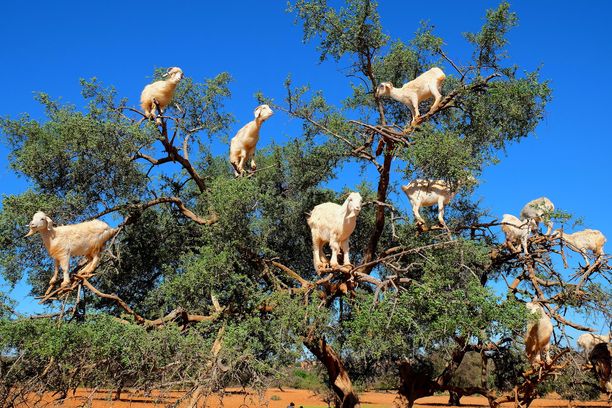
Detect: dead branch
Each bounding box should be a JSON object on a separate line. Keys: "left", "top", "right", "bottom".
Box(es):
{"left": 267, "top": 260, "right": 312, "bottom": 288}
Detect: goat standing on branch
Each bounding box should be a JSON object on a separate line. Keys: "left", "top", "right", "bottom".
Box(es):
{"left": 307, "top": 192, "right": 362, "bottom": 272}
{"left": 140, "top": 67, "right": 184, "bottom": 124}
{"left": 525, "top": 301, "right": 553, "bottom": 367}
{"left": 554, "top": 228, "right": 606, "bottom": 267}
{"left": 520, "top": 197, "right": 555, "bottom": 235}
{"left": 25, "top": 211, "right": 117, "bottom": 288}
{"left": 401, "top": 179, "right": 462, "bottom": 230}
{"left": 501, "top": 214, "right": 536, "bottom": 255}
{"left": 229, "top": 104, "right": 273, "bottom": 177}
{"left": 375, "top": 67, "right": 446, "bottom": 126}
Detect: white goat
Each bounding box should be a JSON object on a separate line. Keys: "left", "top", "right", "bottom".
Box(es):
{"left": 501, "top": 214, "right": 536, "bottom": 255}
{"left": 307, "top": 192, "right": 362, "bottom": 272}
{"left": 554, "top": 229, "right": 606, "bottom": 266}
{"left": 25, "top": 211, "right": 117, "bottom": 287}
{"left": 229, "top": 105, "right": 274, "bottom": 177}
{"left": 375, "top": 67, "right": 446, "bottom": 126}
{"left": 140, "top": 67, "right": 184, "bottom": 124}
{"left": 520, "top": 197, "right": 555, "bottom": 235}
{"left": 578, "top": 332, "right": 611, "bottom": 359}
{"left": 401, "top": 179, "right": 458, "bottom": 229}
{"left": 525, "top": 301, "right": 553, "bottom": 367}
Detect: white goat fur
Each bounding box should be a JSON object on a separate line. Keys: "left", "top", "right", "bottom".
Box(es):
{"left": 307, "top": 192, "right": 362, "bottom": 271}
{"left": 401, "top": 179, "right": 456, "bottom": 228}
{"left": 520, "top": 197, "right": 555, "bottom": 235}
{"left": 229, "top": 105, "right": 274, "bottom": 176}
{"left": 501, "top": 214, "right": 536, "bottom": 255}
{"left": 525, "top": 301, "right": 553, "bottom": 367}
{"left": 375, "top": 67, "right": 446, "bottom": 126}
{"left": 25, "top": 211, "right": 117, "bottom": 287}
{"left": 578, "top": 333, "right": 611, "bottom": 358}
{"left": 555, "top": 229, "right": 606, "bottom": 266}
{"left": 140, "top": 67, "right": 184, "bottom": 123}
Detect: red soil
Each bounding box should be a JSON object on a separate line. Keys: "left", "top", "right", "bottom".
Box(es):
{"left": 15, "top": 388, "right": 611, "bottom": 407}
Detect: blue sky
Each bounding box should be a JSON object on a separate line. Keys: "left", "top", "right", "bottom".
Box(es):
{"left": 1, "top": 1, "right": 610, "bottom": 332}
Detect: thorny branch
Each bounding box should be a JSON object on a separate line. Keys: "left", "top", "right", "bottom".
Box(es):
{"left": 92, "top": 196, "right": 218, "bottom": 227}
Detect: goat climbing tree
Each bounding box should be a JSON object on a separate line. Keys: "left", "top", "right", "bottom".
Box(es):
{"left": 0, "top": 2, "right": 610, "bottom": 408}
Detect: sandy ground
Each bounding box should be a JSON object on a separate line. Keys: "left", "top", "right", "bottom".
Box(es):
{"left": 14, "top": 388, "right": 611, "bottom": 407}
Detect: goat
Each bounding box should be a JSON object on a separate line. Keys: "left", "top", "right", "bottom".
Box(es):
{"left": 375, "top": 67, "right": 446, "bottom": 126}
{"left": 524, "top": 301, "right": 553, "bottom": 367}
{"left": 578, "top": 332, "right": 611, "bottom": 360}
{"left": 229, "top": 105, "right": 274, "bottom": 177}
{"left": 501, "top": 214, "right": 536, "bottom": 255}
{"left": 520, "top": 197, "right": 555, "bottom": 235}
{"left": 307, "top": 192, "right": 362, "bottom": 272}
{"left": 554, "top": 229, "right": 606, "bottom": 266}
{"left": 401, "top": 179, "right": 459, "bottom": 229}
{"left": 25, "top": 211, "right": 117, "bottom": 287}
{"left": 140, "top": 67, "right": 184, "bottom": 124}
{"left": 589, "top": 342, "right": 612, "bottom": 397}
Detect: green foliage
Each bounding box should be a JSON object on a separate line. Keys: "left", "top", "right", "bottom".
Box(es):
{"left": 284, "top": 367, "right": 327, "bottom": 393}
{"left": 1, "top": 93, "right": 150, "bottom": 213}
{"left": 1, "top": 1, "right": 605, "bottom": 405}
{"left": 0, "top": 316, "right": 212, "bottom": 396}
{"left": 464, "top": 2, "right": 518, "bottom": 70}
{"left": 448, "top": 352, "right": 488, "bottom": 389}
{"left": 288, "top": 0, "right": 388, "bottom": 65}
{"left": 551, "top": 355, "right": 603, "bottom": 402}
{"left": 0, "top": 292, "right": 15, "bottom": 319}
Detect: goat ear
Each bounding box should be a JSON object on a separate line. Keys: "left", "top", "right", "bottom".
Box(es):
{"left": 45, "top": 216, "right": 53, "bottom": 230}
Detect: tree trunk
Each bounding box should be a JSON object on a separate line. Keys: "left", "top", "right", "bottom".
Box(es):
{"left": 396, "top": 361, "right": 435, "bottom": 408}
{"left": 436, "top": 341, "right": 469, "bottom": 387}
{"left": 304, "top": 337, "right": 360, "bottom": 408}
{"left": 397, "top": 342, "right": 470, "bottom": 407}
{"left": 362, "top": 144, "right": 394, "bottom": 272}
{"left": 448, "top": 391, "right": 462, "bottom": 406}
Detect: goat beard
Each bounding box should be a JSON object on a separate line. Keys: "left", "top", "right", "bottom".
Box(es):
{"left": 24, "top": 228, "right": 35, "bottom": 238}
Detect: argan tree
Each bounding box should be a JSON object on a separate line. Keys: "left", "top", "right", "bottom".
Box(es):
{"left": 0, "top": 1, "right": 610, "bottom": 408}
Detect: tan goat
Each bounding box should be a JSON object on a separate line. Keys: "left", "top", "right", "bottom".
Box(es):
{"left": 375, "top": 67, "right": 446, "bottom": 126}
{"left": 229, "top": 104, "right": 274, "bottom": 176}
{"left": 578, "top": 332, "right": 610, "bottom": 359}
{"left": 554, "top": 229, "right": 606, "bottom": 266}
{"left": 401, "top": 179, "right": 457, "bottom": 229}
{"left": 501, "top": 214, "right": 536, "bottom": 255}
{"left": 140, "top": 67, "right": 184, "bottom": 124}
{"left": 25, "top": 211, "right": 117, "bottom": 287}
{"left": 525, "top": 301, "right": 553, "bottom": 367}
{"left": 520, "top": 197, "right": 555, "bottom": 235}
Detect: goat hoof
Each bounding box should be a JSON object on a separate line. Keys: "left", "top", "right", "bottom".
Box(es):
{"left": 340, "top": 264, "right": 353, "bottom": 272}
{"left": 60, "top": 281, "right": 70, "bottom": 288}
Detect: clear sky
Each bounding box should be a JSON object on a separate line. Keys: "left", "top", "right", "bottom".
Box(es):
{"left": 0, "top": 1, "right": 610, "bottom": 326}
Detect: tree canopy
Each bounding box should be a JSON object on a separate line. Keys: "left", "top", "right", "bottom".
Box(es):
{"left": 0, "top": 1, "right": 609, "bottom": 408}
